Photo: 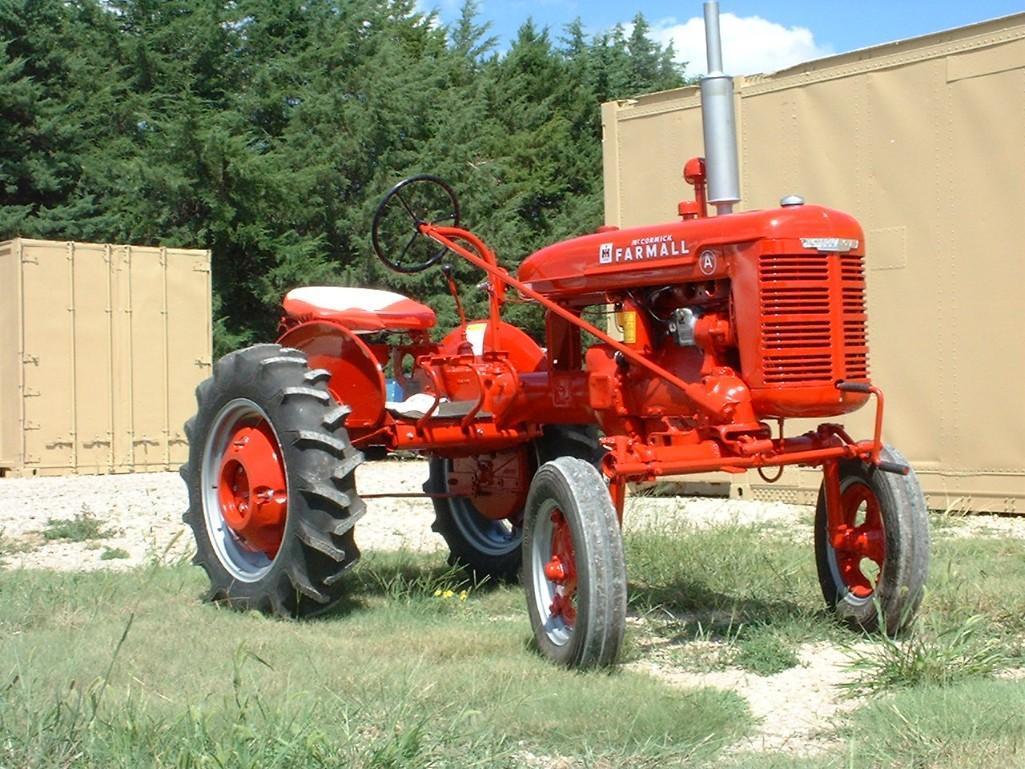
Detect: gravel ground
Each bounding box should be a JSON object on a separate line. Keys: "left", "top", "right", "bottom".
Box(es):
{"left": 3, "top": 459, "right": 1024, "bottom": 757}
{"left": 0, "top": 459, "right": 819, "bottom": 572}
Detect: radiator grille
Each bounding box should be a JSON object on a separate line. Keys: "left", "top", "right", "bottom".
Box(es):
{"left": 758, "top": 252, "right": 869, "bottom": 384}
{"left": 840, "top": 254, "right": 869, "bottom": 379}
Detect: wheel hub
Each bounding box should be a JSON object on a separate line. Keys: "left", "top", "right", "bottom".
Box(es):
{"left": 831, "top": 483, "right": 886, "bottom": 598}
{"left": 544, "top": 509, "right": 577, "bottom": 625}
{"left": 217, "top": 421, "right": 287, "bottom": 558}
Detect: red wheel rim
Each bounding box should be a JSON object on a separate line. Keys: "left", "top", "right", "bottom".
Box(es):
{"left": 543, "top": 509, "right": 577, "bottom": 626}
{"left": 217, "top": 418, "right": 288, "bottom": 558}
{"left": 832, "top": 482, "right": 886, "bottom": 598}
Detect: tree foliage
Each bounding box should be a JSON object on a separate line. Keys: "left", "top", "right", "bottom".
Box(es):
{"left": 1, "top": 0, "right": 685, "bottom": 351}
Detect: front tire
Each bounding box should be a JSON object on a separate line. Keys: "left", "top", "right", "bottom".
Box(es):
{"left": 523, "top": 457, "right": 627, "bottom": 669}
{"left": 814, "top": 446, "right": 929, "bottom": 633}
{"left": 182, "top": 344, "right": 365, "bottom": 617}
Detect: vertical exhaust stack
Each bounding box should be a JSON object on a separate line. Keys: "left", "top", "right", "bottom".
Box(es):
{"left": 700, "top": 1, "right": 741, "bottom": 215}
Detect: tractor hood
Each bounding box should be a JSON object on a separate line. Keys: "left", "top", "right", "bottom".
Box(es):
{"left": 517, "top": 205, "right": 864, "bottom": 298}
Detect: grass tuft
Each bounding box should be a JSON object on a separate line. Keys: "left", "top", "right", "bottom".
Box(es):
{"left": 0, "top": 528, "right": 36, "bottom": 564}
{"left": 100, "top": 547, "right": 131, "bottom": 561}
{"left": 733, "top": 624, "right": 801, "bottom": 675}
{"left": 42, "top": 510, "right": 118, "bottom": 542}
{"left": 843, "top": 615, "right": 1010, "bottom": 695}
{"left": 363, "top": 556, "right": 473, "bottom": 603}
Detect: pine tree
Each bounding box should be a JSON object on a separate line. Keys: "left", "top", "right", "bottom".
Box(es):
{"left": 1, "top": 0, "right": 686, "bottom": 348}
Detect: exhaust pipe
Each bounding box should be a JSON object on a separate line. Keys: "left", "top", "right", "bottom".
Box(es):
{"left": 700, "top": 1, "right": 741, "bottom": 215}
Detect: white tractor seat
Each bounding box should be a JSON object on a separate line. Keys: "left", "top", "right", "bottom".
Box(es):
{"left": 282, "top": 287, "right": 436, "bottom": 333}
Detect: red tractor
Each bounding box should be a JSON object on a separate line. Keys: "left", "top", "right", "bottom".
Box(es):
{"left": 182, "top": 2, "right": 928, "bottom": 668}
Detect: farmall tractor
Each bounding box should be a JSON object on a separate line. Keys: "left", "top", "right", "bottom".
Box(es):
{"left": 183, "top": 2, "right": 929, "bottom": 668}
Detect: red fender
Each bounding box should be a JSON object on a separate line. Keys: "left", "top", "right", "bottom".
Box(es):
{"left": 277, "top": 320, "right": 386, "bottom": 429}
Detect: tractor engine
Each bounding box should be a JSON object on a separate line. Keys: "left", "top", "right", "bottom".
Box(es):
{"left": 517, "top": 202, "right": 872, "bottom": 432}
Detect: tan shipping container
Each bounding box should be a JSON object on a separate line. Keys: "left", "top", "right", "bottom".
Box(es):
{"left": 602, "top": 14, "right": 1025, "bottom": 513}
{"left": 0, "top": 239, "right": 212, "bottom": 476}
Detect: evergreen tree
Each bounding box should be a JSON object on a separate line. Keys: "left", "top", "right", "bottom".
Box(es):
{"left": 0, "top": 0, "right": 116, "bottom": 237}
{"left": 0, "top": 0, "right": 686, "bottom": 348}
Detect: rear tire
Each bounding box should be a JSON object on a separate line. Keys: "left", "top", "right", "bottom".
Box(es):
{"left": 523, "top": 457, "right": 627, "bottom": 669}
{"left": 814, "top": 445, "right": 929, "bottom": 633}
{"left": 428, "top": 425, "right": 604, "bottom": 582}
{"left": 182, "top": 344, "right": 365, "bottom": 617}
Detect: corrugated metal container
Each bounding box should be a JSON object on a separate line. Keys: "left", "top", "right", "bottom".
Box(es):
{"left": 0, "top": 239, "right": 212, "bottom": 476}
{"left": 602, "top": 14, "right": 1025, "bottom": 513}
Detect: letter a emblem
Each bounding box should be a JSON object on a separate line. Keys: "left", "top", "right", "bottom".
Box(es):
{"left": 699, "top": 250, "right": 718, "bottom": 275}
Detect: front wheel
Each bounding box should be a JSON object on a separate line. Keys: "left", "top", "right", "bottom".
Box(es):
{"left": 428, "top": 425, "right": 606, "bottom": 583}
{"left": 815, "top": 446, "right": 930, "bottom": 633}
{"left": 523, "top": 457, "right": 627, "bottom": 669}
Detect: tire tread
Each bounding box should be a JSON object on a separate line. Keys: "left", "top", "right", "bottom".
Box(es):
{"left": 181, "top": 343, "right": 365, "bottom": 619}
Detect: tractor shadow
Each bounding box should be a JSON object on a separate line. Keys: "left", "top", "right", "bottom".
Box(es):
{"left": 625, "top": 576, "right": 834, "bottom": 656}
{"left": 311, "top": 553, "right": 511, "bottom": 621}
{"left": 629, "top": 578, "right": 807, "bottom": 622}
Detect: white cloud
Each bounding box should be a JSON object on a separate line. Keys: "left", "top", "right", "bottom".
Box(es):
{"left": 649, "top": 13, "right": 833, "bottom": 76}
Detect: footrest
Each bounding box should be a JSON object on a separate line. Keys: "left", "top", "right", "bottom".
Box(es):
{"left": 384, "top": 393, "right": 491, "bottom": 420}
{"left": 434, "top": 400, "right": 491, "bottom": 419}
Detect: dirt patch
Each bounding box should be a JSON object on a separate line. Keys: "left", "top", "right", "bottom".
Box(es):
{"left": 630, "top": 642, "right": 863, "bottom": 756}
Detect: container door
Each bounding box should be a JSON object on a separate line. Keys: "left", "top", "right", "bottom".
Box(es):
{"left": 69, "top": 243, "right": 116, "bottom": 473}
{"left": 166, "top": 249, "right": 212, "bottom": 467}
{"left": 20, "top": 241, "right": 76, "bottom": 472}
{"left": 128, "top": 247, "right": 170, "bottom": 471}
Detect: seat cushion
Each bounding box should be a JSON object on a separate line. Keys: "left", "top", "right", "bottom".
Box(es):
{"left": 282, "top": 287, "right": 436, "bottom": 332}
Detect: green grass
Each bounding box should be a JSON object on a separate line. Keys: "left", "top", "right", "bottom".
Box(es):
{"left": 925, "top": 535, "right": 1025, "bottom": 633}
{"left": 624, "top": 516, "right": 1025, "bottom": 677}
{"left": 99, "top": 547, "right": 131, "bottom": 561}
{"left": 659, "top": 517, "right": 1025, "bottom": 769}
{"left": 41, "top": 510, "right": 118, "bottom": 542}
{"left": 0, "top": 555, "right": 750, "bottom": 768}
{"left": 625, "top": 519, "right": 824, "bottom": 625}
{"left": 842, "top": 678, "right": 1025, "bottom": 769}
{"left": 732, "top": 624, "right": 802, "bottom": 675}
{"left": 842, "top": 614, "right": 1011, "bottom": 695}
{"left": 623, "top": 519, "right": 837, "bottom": 676}
{"left": 2, "top": 511, "right": 1024, "bottom": 768}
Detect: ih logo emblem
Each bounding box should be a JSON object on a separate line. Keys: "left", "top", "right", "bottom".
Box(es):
{"left": 599, "top": 243, "right": 614, "bottom": 264}
{"left": 699, "top": 250, "right": 718, "bottom": 275}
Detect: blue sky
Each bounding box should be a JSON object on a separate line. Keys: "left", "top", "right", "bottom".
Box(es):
{"left": 420, "top": 1, "right": 1025, "bottom": 75}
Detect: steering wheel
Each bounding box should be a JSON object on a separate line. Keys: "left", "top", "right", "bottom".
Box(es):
{"left": 371, "top": 175, "right": 461, "bottom": 274}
